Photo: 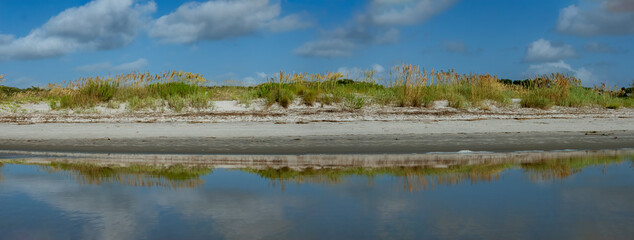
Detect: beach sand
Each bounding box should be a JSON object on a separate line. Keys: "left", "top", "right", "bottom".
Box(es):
{"left": 0, "top": 117, "right": 632, "bottom": 154}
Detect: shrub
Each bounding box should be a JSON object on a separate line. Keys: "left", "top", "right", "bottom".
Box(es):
{"left": 82, "top": 81, "right": 118, "bottom": 102}
{"left": 302, "top": 89, "right": 317, "bottom": 106}
{"left": 167, "top": 95, "right": 186, "bottom": 112}
{"left": 148, "top": 82, "right": 202, "bottom": 98}
{"left": 521, "top": 92, "right": 553, "bottom": 109}
{"left": 344, "top": 94, "right": 365, "bottom": 109}
{"left": 277, "top": 88, "right": 295, "bottom": 108}
{"left": 189, "top": 91, "right": 210, "bottom": 110}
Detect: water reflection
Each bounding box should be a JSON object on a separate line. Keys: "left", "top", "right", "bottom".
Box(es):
{"left": 41, "top": 162, "right": 213, "bottom": 189}
{"left": 0, "top": 154, "right": 633, "bottom": 239}
{"left": 245, "top": 154, "right": 632, "bottom": 191}
{"left": 3, "top": 154, "right": 631, "bottom": 191}
{"left": 521, "top": 155, "right": 629, "bottom": 182}
{"left": 244, "top": 163, "right": 512, "bottom": 192}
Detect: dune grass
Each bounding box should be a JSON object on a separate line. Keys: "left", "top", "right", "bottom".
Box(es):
{"left": 1, "top": 65, "right": 633, "bottom": 111}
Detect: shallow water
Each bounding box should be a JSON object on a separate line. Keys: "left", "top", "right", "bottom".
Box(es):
{"left": 0, "top": 156, "right": 633, "bottom": 240}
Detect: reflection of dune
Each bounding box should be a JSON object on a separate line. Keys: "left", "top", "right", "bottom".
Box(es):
{"left": 40, "top": 162, "right": 212, "bottom": 189}
{"left": 246, "top": 155, "right": 633, "bottom": 191}
{"left": 244, "top": 164, "right": 513, "bottom": 192}
{"left": 521, "top": 155, "right": 629, "bottom": 182}
{"left": 3, "top": 153, "right": 632, "bottom": 191}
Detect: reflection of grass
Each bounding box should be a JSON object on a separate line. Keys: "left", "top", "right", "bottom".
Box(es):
{"left": 38, "top": 162, "right": 213, "bottom": 189}
{"left": 244, "top": 163, "right": 514, "bottom": 191}
{"left": 47, "top": 162, "right": 212, "bottom": 180}
{"left": 245, "top": 154, "right": 633, "bottom": 191}
{"left": 1, "top": 154, "right": 630, "bottom": 190}
{"left": 521, "top": 154, "right": 631, "bottom": 181}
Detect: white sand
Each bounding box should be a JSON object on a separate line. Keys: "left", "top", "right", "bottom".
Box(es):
{"left": 1, "top": 117, "right": 632, "bottom": 140}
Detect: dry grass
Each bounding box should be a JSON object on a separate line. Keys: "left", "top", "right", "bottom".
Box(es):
{"left": 1, "top": 66, "right": 633, "bottom": 111}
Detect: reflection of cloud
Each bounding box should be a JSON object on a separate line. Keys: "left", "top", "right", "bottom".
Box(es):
{"left": 151, "top": 190, "right": 294, "bottom": 240}
{"left": 2, "top": 171, "right": 151, "bottom": 240}
{"left": 557, "top": 187, "right": 634, "bottom": 238}
{"left": 1, "top": 165, "right": 295, "bottom": 240}
{"left": 1, "top": 160, "right": 632, "bottom": 239}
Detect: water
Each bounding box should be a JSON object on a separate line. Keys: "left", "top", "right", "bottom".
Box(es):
{"left": 0, "top": 156, "right": 633, "bottom": 240}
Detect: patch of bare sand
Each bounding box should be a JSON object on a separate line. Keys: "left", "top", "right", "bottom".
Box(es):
{"left": 1, "top": 100, "right": 632, "bottom": 124}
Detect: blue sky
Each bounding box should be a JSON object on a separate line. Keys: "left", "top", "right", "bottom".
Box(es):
{"left": 0, "top": 0, "right": 633, "bottom": 88}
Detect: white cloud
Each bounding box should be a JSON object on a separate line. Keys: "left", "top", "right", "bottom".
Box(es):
{"left": 149, "top": 0, "right": 310, "bottom": 44}
{"left": 337, "top": 64, "right": 386, "bottom": 79}
{"left": 556, "top": 2, "right": 634, "bottom": 36}
{"left": 0, "top": 0, "right": 155, "bottom": 60}
{"left": 295, "top": 0, "right": 457, "bottom": 58}
{"left": 265, "top": 13, "right": 312, "bottom": 32}
{"left": 337, "top": 66, "right": 364, "bottom": 77}
{"left": 359, "top": 0, "right": 459, "bottom": 26}
{"left": 524, "top": 39, "right": 577, "bottom": 62}
{"left": 372, "top": 64, "right": 385, "bottom": 73}
{"left": 256, "top": 72, "right": 268, "bottom": 79}
{"left": 526, "top": 60, "right": 599, "bottom": 86}
{"left": 76, "top": 58, "right": 149, "bottom": 72}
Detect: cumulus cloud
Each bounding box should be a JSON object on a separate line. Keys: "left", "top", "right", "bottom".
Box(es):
{"left": 296, "top": 0, "right": 458, "bottom": 58}
{"left": 76, "top": 58, "right": 149, "bottom": 72}
{"left": 0, "top": 0, "right": 155, "bottom": 60}
{"left": 149, "top": 0, "right": 310, "bottom": 44}
{"left": 524, "top": 39, "right": 577, "bottom": 62}
{"left": 556, "top": 1, "right": 634, "bottom": 36}
{"left": 526, "top": 60, "right": 598, "bottom": 86}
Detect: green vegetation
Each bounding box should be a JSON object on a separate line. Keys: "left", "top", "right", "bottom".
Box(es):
{"left": 245, "top": 154, "right": 632, "bottom": 189}
{"left": 1, "top": 65, "right": 633, "bottom": 111}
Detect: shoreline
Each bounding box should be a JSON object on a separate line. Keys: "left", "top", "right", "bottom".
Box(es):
{"left": 2, "top": 149, "right": 633, "bottom": 169}
{"left": 1, "top": 117, "right": 633, "bottom": 155}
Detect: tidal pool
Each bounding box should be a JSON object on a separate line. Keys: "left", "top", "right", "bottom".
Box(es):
{"left": 0, "top": 155, "right": 633, "bottom": 239}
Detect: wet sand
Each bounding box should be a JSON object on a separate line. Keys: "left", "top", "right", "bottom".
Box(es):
{"left": 0, "top": 118, "right": 633, "bottom": 154}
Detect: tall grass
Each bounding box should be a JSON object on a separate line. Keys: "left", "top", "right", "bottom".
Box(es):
{"left": 1, "top": 65, "right": 633, "bottom": 111}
